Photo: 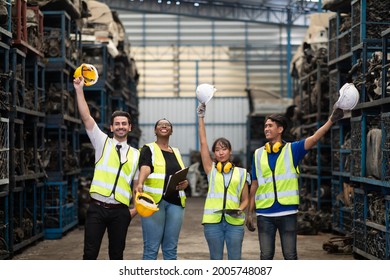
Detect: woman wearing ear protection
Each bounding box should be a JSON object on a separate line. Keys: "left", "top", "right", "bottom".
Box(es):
{"left": 247, "top": 108, "right": 344, "bottom": 260}
{"left": 134, "top": 118, "right": 189, "bottom": 260}
{"left": 197, "top": 103, "right": 249, "bottom": 260}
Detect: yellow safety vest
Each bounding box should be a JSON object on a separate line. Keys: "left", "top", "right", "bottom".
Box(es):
{"left": 90, "top": 138, "right": 140, "bottom": 206}
{"left": 202, "top": 164, "right": 246, "bottom": 225}
{"left": 143, "top": 142, "right": 187, "bottom": 207}
{"left": 254, "top": 143, "right": 299, "bottom": 209}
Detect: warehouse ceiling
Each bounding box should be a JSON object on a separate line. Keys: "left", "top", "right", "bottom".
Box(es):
{"left": 102, "top": 0, "right": 323, "bottom": 26}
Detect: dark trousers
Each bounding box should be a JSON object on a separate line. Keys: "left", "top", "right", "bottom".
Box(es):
{"left": 83, "top": 203, "right": 131, "bottom": 260}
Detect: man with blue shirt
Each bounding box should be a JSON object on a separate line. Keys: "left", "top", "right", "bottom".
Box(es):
{"left": 246, "top": 108, "right": 344, "bottom": 260}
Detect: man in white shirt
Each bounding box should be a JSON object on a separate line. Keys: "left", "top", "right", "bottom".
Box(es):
{"left": 73, "top": 77, "right": 140, "bottom": 260}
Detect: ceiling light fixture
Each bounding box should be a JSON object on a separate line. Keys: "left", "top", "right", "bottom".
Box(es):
{"left": 194, "top": 2, "right": 199, "bottom": 7}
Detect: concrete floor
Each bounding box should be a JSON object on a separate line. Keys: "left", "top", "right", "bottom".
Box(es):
{"left": 12, "top": 197, "right": 354, "bottom": 260}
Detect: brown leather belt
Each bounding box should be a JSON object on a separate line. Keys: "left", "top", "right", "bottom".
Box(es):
{"left": 90, "top": 198, "right": 127, "bottom": 209}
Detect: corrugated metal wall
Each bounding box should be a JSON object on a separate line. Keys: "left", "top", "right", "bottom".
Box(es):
{"left": 138, "top": 96, "right": 249, "bottom": 167}
{"left": 119, "top": 11, "right": 307, "bottom": 97}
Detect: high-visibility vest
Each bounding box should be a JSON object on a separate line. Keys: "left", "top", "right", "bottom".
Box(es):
{"left": 90, "top": 138, "right": 140, "bottom": 206}
{"left": 143, "top": 142, "right": 186, "bottom": 207}
{"left": 202, "top": 165, "right": 246, "bottom": 225}
{"left": 254, "top": 143, "right": 299, "bottom": 209}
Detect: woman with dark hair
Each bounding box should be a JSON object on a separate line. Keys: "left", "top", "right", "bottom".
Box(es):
{"left": 134, "top": 118, "right": 189, "bottom": 260}
{"left": 197, "top": 103, "right": 249, "bottom": 260}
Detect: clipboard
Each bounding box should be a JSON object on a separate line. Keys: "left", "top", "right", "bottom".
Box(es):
{"left": 164, "top": 167, "right": 189, "bottom": 196}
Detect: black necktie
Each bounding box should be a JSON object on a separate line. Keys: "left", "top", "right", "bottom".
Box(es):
{"left": 116, "top": 144, "right": 122, "bottom": 162}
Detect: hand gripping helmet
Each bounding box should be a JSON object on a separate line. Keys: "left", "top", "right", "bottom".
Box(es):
{"left": 196, "top": 83, "right": 217, "bottom": 104}
{"left": 134, "top": 192, "right": 159, "bottom": 217}
{"left": 334, "top": 83, "right": 359, "bottom": 110}
{"left": 73, "top": 63, "right": 99, "bottom": 86}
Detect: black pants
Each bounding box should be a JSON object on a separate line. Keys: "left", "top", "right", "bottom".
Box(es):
{"left": 83, "top": 203, "right": 131, "bottom": 260}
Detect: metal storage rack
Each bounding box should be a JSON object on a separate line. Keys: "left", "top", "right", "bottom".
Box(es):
{"left": 0, "top": 0, "right": 12, "bottom": 259}
{"left": 44, "top": 179, "right": 78, "bottom": 240}
{"left": 298, "top": 64, "right": 332, "bottom": 214}
{"left": 327, "top": 0, "right": 390, "bottom": 259}
{"left": 42, "top": 11, "right": 78, "bottom": 70}
{"left": 0, "top": 118, "right": 9, "bottom": 260}
{"left": 42, "top": 9, "right": 81, "bottom": 239}
{"left": 8, "top": 1, "right": 47, "bottom": 251}
{"left": 327, "top": 2, "right": 355, "bottom": 236}
{"left": 11, "top": 0, "right": 44, "bottom": 57}
{"left": 353, "top": 188, "right": 389, "bottom": 259}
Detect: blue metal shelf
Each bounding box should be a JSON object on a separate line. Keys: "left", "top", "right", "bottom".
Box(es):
{"left": 44, "top": 178, "right": 78, "bottom": 239}
{"left": 42, "top": 11, "right": 79, "bottom": 69}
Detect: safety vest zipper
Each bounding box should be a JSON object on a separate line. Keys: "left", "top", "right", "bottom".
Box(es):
{"left": 272, "top": 170, "right": 278, "bottom": 201}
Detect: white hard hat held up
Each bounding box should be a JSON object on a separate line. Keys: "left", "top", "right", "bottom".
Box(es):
{"left": 196, "top": 83, "right": 217, "bottom": 104}
{"left": 334, "top": 83, "right": 359, "bottom": 110}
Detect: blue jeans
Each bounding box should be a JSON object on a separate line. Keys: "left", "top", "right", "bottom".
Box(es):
{"left": 256, "top": 214, "right": 298, "bottom": 260}
{"left": 203, "top": 219, "right": 245, "bottom": 260}
{"left": 141, "top": 199, "right": 185, "bottom": 260}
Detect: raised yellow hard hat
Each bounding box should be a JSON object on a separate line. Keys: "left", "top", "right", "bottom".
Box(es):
{"left": 74, "top": 63, "right": 99, "bottom": 86}
{"left": 135, "top": 192, "right": 159, "bottom": 217}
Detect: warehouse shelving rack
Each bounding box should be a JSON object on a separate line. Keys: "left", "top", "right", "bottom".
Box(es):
{"left": 349, "top": 48, "right": 390, "bottom": 260}
{"left": 42, "top": 11, "right": 78, "bottom": 70}
{"left": 330, "top": 121, "right": 354, "bottom": 235}
{"left": 0, "top": 4, "right": 11, "bottom": 239}
{"left": 42, "top": 8, "right": 81, "bottom": 239}
{"left": 0, "top": 118, "right": 9, "bottom": 260}
{"left": 298, "top": 64, "right": 332, "bottom": 214}
{"left": 326, "top": 0, "right": 390, "bottom": 259}
{"left": 10, "top": 181, "right": 44, "bottom": 253}
{"left": 0, "top": 0, "right": 12, "bottom": 40}
{"left": 8, "top": 39, "right": 46, "bottom": 254}
{"left": 11, "top": 0, "right": 44, "bottom": 57}
{"left": 353, "top": 187, "right": 390, "bottom": 259}
{"left": 350, "top": 0, "right": 390, "bottom": 50}
{"left": 327, "top": 3, "right": 355, "bottom": 235}
{"left": 44, "top": 178, "right": 78, "bottom": 240}
{"left": 44, "top": 117, "right": 80, "bottom": 239}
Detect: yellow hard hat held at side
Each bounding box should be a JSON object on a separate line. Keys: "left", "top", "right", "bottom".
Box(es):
{"left": 74, "top": 63, "right": 99, "bottom": 86}
{"left": 135, "top": 192, "right": 159, "bottom": 217}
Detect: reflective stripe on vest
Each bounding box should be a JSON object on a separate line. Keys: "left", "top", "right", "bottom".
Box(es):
{"left": 143, "top": 142, "right": 187, "bottom": 207}
{"left": 254, "top": 143, "right": 299, "bottom": 209}
{"left": 90, "top": 138, "right": 140, "bottom": 206}
{"left": 202, "top": 164, "right": 246, "bottom": 225}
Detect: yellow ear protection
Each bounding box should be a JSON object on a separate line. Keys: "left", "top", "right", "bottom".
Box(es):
{"left": 216, "top": 161, "right": 233, "bottom": 173}
{"left": 265, "top": 142, "right": 283, "bottom": 153}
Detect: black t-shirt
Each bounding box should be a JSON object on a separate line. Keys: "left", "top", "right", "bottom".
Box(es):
{"left": 139, "top": 145, "right": 182, "bottom": 206}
